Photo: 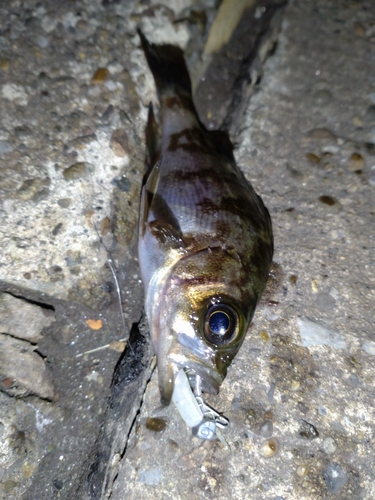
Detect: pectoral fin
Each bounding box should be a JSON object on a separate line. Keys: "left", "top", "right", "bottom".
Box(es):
{"left": 148, "top": 219, "right": 185, "bottom": 249}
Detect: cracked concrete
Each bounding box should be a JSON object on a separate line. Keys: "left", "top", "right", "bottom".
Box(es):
{"left": 0, "top": 0, "right": 374, "bottom": 499}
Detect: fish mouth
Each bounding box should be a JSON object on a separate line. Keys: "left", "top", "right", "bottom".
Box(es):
{"left": 156, "top": 329, "right": 224, "bottom": 405}
{"left": 157, "top": 349, "right": 222, "bottom": 406}
{"left": 168, "top": 333, "right": 224, "bottom": 395}
{"left": 180, "top": 359, "right": 222, "bottom": 394}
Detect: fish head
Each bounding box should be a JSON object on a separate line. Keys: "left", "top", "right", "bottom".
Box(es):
{"left": 150, "top": 247, "right": 259, "bottom": 405}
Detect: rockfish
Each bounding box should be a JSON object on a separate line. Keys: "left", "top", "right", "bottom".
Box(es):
{"left": 137, "top": 31, "right": 273, "bottom": 439}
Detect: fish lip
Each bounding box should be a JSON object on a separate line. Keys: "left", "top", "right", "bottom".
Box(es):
{"left": 185, "top": 362, "right": 222, "bottom": 395}
{"left": 168, "top": 351, "right": 223, "bottom": 395}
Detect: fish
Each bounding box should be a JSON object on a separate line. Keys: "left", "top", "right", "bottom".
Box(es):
{"left": 137, "top": 30, "right": 273, "bottom": 437}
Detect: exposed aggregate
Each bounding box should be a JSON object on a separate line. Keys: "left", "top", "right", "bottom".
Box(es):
{"left": 0, "top": 0, "right": 374, "bottom": 499}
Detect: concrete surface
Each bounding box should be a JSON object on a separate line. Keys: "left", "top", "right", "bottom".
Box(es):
{"left": 0, "top": 0, "right": 374, "bottom": 499}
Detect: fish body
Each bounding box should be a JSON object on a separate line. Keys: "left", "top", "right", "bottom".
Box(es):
{"left": 137, "top": 31, "right": 273, "bottom": 408}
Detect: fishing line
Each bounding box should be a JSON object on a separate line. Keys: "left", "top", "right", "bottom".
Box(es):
{"left": 74, "top": 166, "right": 134, "bottom": 358}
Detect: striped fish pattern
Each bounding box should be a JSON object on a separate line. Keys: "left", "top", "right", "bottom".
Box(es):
{"left": 137, "top": 31, "right": 273, "bottom": 408}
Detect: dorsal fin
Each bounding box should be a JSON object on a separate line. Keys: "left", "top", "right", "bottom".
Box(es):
{"left": 145, "top": 102, "right": 160, "bottom": 177}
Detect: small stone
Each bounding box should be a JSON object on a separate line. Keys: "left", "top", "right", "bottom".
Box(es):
{"left": 63, "top": 162, "right": 94, "bottom": 181}
{"left": 314, "top": 292, "right": 336, "bottom": 313}
{"left": 306, "top": 152, "right": 320, "bottom": 164}
{"left": 296, "top": 465, "right": 309, "bottom": 477}
{"left": 37, "top": 36, "right": 49, "bottom": 48}
{"left": 14, "top": 125, "right": 32, "bottom": 138}
{"left": 291, "top": 380, "right": 300, "bottom": 391}
{"left": 65, "top": 251, "right": 82, "bottom": 267}
{"left": 259, "top": 330, "right": 269, "bottom": 341}
{"left": 68, "top": 134, "right": 97, "bottom": 150}
{"left": 2, "top": 83, "right": 28, "bottom": 106}
{"left": 298, "top": 419, "right": 319, "bottom": 439}
{"left": 0, "top": 333, "right": 54, "bottom": 399}
{"left": 22, "top": 461, "right": 34, "bottom": 478}
{"left": 168, "top": 439, "right": 179, "bottom": 451}
{"left": 52, "top": 222, "right": 63, "bottom": 236}
{"left": 101, "top": 104, "right": 115, "bottom": 122}
{"left": 17, "top": 177, "right": 50, "bottom": 201}
{"left": 0, "top": 129, "right": 9, "bottom": 140}
{"left": 349, "top": 152, "right": 365, "bottom": 171}
{"left": 267, "top": 382, "right": 276, "bottom": 404}
{"left": 297, "top": 317, "right": 346, "bottom": 349}
{"left": 105, "top": 79, "right": 117, "bottom": 91}
{"left": 311, "top": 278, "right": 319, "bottom": 293}
{"left": 353, "top": 21, "right": 365, "bottom": 37}
{"left": 111, "top": 175, "right": 132, "bottom": 192}
{"left": 322, "top": 462, "right": 347, "bottom": 493}
{"left": 297, "top": 401, "right": 309, "bottom": 415}
{"left": 145, "top": 417, "right": 168, "bottom": 433}
{"left": 246, "top": 409, "right": 256, "bottom": 422}
{"left": 318, "top": 405, "right": 327, "bottom": 415}
{"left": 53, "top": 479, "right": 64, "bottom": 490}
{"left": 32, "top": 187, "right": 50, "bottom": 202}
{"left": 289, "top": 274, "right": 297, "bottom": 285}
{"left": 307, "top": 128, "right": 337, "bottom": 141}
{"left": 110, "top": 129, "right": 129, "bottom": 157}
{"left": 2, "top": 480, "right": 17, "bottom": 493}
{"left": 48, "top": 265, "right": 63, "bottom": 275}
{"left": 364, "top": 104, "right": 375, "bottom": 122}
{"left": 57, "top": 198, "right": 71, "bottom": 208}
{"left": 91, "top": 67, "right": 109, "bottom": 84}
{"left": 231, "top": 395, "right": 243, "bottom": 411}
{"left": 318, "top": 195, "right": 336, "bottom": 206}
{"left": 88, "top": 86, "right": 101, "bottom": 97}
{"left": 362, "top": 341, "right": 375, "bottom": 355}
{"left": 0, "top": 141, "right": 13, "bottom": 156}
{"left": 323, "top": 437, "right": 337, "bottom": 454}
{"left": 138, "top": 468, "right": 163, "bottom": 485}
{"left": 0, "top": 292, "right": 55, "bottom": 343}
{"left": 348, "top": 356, "right": 361, "bottom": 369}
{"left": 100, "top": 217, "right": 111, "bottom": 236}
{"left": 259, "top": 438, "right": 279, "bottom": 458}
{"left": 0, "top": 58, "right": 10, "bottom": 70}
{"left": 259, "top": 420, "right": 273, "bottom": 437}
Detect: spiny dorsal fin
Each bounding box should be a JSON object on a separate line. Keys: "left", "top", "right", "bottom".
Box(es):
{"left": 145, "top": 102, "right": 160, "bottom": 175}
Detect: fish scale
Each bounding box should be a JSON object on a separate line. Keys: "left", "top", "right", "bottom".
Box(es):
{"left": 137, "top": 30, "right": 273, "bottom": 438}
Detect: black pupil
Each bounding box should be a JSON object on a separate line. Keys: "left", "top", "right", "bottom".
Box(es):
{"left": 209, "top": 311, "right": 230, "bottom": 336}
{"left": 203, "top": 303, "right": 237, "bottom": 345}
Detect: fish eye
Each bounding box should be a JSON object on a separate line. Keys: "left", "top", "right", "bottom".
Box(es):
{"left": 203, "top": 303, "right": 238, "bottom": 345}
